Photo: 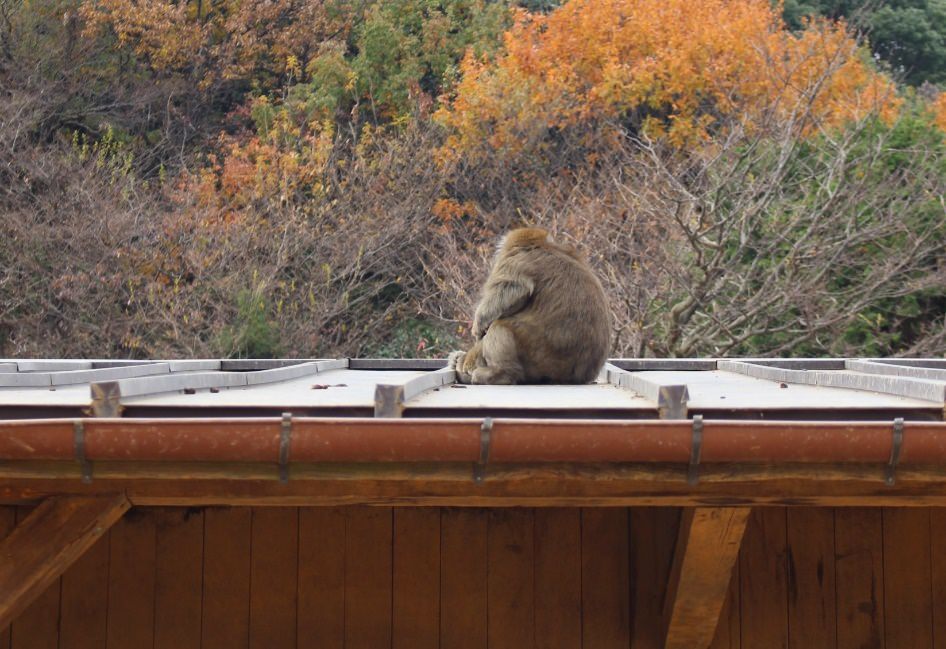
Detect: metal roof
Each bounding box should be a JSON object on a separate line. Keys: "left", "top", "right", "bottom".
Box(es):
{"left": 0, "top": 358, "right": 943, "bottom": 419}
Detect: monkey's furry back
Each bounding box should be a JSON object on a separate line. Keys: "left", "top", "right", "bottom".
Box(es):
{"left": 484, "top": 236, "right": 611, "bottom": 383}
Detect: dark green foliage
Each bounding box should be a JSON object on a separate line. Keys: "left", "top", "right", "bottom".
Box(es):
{"left": 782, "top": 0, "right": 946, "bottom": 85}
{"left": 515, "top": 0, "right": 563, "bottom": 11}
{"left": 293, "top": 0, "right": 511, "bottom": 125}
{"left": 362, "top": 318, "right": 461, "bottom": 359}
{"left": 841, "top": 292, "right": 946, "bottom": 356}
{"left": 217, "top": 290, "right": 284, "bottom": 359}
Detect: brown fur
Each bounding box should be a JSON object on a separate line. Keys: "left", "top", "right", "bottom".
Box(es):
{"left": 448, "top": 227, "right": 611, "bottom": 385}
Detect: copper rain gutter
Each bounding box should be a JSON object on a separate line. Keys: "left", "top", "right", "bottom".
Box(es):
{"left": 0, "top": 418, "right": 943, "bottom": 467}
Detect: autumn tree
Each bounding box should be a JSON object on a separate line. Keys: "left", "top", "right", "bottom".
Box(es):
{"left": 437, "top": 0, "right": 900, "bottom": 157}
{"left": 80, "top": 0, "right": 357, "bottom": 91}
{"left": 181, "top": 0, "right": 515, "bottom": 235}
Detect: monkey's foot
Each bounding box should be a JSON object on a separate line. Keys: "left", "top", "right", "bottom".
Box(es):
{"left": 471, "top": 366, "right": 520, "bottom": 385}
{"left": 447, "top": 350, "right": 473, "bottom": 384}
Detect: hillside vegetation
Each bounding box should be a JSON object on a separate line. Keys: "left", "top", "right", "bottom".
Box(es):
{"left": 1, "top": 0, "right": 945, "bottom": 358}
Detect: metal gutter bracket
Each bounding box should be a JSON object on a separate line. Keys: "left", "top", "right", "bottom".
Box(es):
{"left": 278, "top": 412, "right": 293, "bottom": 484}
{"left": 73, "top": 420, "right": 92, "bottom": 484}
{"left": 474, "top": 417, "right": 493, "bottom": 483}
{"left": 688, "top": 415, "right": 703, "bottom": 486}
{"left": 885, "top": 417, "right": 904, "bottom": 486}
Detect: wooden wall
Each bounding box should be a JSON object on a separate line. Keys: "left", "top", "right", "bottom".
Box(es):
{"left": 1, "top": 505, "right": 944, "bottom": 649}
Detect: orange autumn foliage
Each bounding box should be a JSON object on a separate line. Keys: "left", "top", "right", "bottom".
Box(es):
{"left": 438, "top": 0, "right": 901, "bottom": 155}
{"left": 934, "top": 94, "right": 946, "bottom": 133}
{"left": 81, "top": 0, "right": 352, "bottom": 86}
{"left": 189, "top": 130, "right": 333, "bottom": 224}
{"left": 431, "top": 197, "right": 478, "bottom": 223}
{"left": 81, "top": 0, "right": 203, "bottom": 71}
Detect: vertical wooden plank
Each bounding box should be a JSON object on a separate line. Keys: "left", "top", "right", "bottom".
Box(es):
{"left": 883, "top": 508, "right": 933, "bottom": 649}
{"left": 931, "top": 509, "right": 946, "bottom": 649}
{"left": 8, "top": 587, "right": 61, "bottom": 649}
{"left": 298, "top": 507, "right": 346, "bottom": 649}
{"left": 393, "top": 508, "right": 440, "bottom": 649}
{"left": 59, "top": 531, "right": 109, "bottom": 649}
{"left": 155, "top": 508, "right": 204, "bottom": 649}
{"left": 0, "top": 508, "right": 12, "bottom": 538}
{"left": 440, "top": 509, "right": 487, "bottom": 649}
{"left": 709, "top": 559, "right": 741, "bottom": 649}
{"left": 249, "top": 508, "right": 298, "bottom": 649}
{"left": 10, "top": 506, "right": 61, "bottom": 649}
{"left": 488, "top": 508, "right": 535, "bottom": 649}
{"left": 106, "top": 507, "right": 157, "bottom": 649}
{"left": 835, "top": 508, "right": 884, "bottom": 649}
{"left": 787, "top": 508, "right": 836, "bottom": 649}
{"left": 345, "top": 507, "right": 393, "bottom": 649}
{"left": 0, "top": 508, "right": 18, "bottom": 649}
{"left": 581, "top": 508, "right": 630, "bottom": 649}
{"left": 534, "top": 509, "right": 580, "bottom": 649}
{"left": 739, "top": 507, "right": 789, "bottom": 649}
{"left": 202, "top": 507, "right": 252, "bottom": 649}
{"left": 630, "top": 507, "right": 681, "bottom": 649}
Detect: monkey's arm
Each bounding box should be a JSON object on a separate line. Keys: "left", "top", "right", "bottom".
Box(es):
{"left": 472, "top": 275, "right": 534, "bottom": 339}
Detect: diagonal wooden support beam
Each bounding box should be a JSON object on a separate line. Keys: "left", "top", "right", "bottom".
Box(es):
{"left": 662, "top": 506, "right": 751, "bottom": 649}
{"left": 0, "top": 494, "right": 130, "bottom": 629}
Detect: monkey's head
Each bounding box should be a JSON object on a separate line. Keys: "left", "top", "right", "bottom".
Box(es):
{"left": 497, "top": 227, "right": 581, "bottom": 261}
{"left": 498, "top": 227, "right": 554, "bottom": 253}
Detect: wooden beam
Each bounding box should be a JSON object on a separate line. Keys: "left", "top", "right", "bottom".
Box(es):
{"left": 0, "top": 363, "right": 171, "bottom": 388}
{"left": 0, "top": 494, "right": 130, "bottom": 628}
{"left": 90, "top": 359, "right": 350, "bottom": 415}
{"left": 719, "top": 360, "right": 946, "bottom": 403}
{"left": 5, "top": 471, "right": 946, "bottom": 506}
{"left": 662, "top": 507, "right": 750, "bottom": 649}
{"left": 847, "top": 359, "right": 946, "bottom": 381}
{"left": 351, "top": 358, "right": 447, "bottom": 370}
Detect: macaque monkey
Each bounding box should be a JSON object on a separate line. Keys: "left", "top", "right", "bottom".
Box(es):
{"left": 448, "top": 227, "right": 611, "bottom": 385}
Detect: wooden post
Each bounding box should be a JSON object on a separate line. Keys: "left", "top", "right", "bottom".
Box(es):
{"left": 662, "top": 507, "right": 750, "bottom": 649}
{"left": 0, "top": 494, "right": 130, "bottom": 628}
{"left": 374, "top": 367, "right": 456, "bottom": 418}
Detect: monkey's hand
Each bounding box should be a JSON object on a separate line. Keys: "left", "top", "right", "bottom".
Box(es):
{"left": 472, "top": 313, "right": 488, "bottom": 339}
{"left": 472, "top": 276, "right": 534, "bottom": 339}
